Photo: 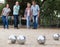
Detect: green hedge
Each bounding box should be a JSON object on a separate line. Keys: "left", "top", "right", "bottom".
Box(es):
{"left": 0, "top": 0, "right": 60, "bottom": 27}
{"left": 0, "top": 4, "right": 5, "bottom": 15}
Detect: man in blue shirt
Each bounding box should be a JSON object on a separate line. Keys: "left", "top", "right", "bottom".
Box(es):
{"left": 13, "top": 1, "right": 20, "bottom": 29}
{"left": 31, "top": 1, "right": 40, "bottom": 29}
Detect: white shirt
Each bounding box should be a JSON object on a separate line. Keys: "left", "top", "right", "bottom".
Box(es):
{"left": 31, "top": 4, "right": 40, "bottom": 16}
{"left": 13, "top": 5, "right": 20, "bottom": 15}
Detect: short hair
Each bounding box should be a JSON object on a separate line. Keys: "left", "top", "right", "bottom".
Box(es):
{"left": 15, "top": 1, "right": 19, "bottom": 4}
{"left": 27, "top": 2, "right": 31, "bottom": 5}
{"left": 16, "top": 1, "right": 19, "bottom": 3}
{"left": 32, "top": 0, "right": 36, "bottom": 3}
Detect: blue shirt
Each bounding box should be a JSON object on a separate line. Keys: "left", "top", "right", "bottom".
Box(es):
{"left": 13, "top": 5, "right": 20, "bottom": 15}
{"left": 31, "top": 4, "right": 40, "bottom": 16}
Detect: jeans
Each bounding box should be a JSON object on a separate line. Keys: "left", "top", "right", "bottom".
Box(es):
{"left": 2, "top": 16, "right": 9, "bottom": 28}
{"left": 14, "top": 15, "right": 19, "bottom": 28}
{"left": 33, "top": 15, "right": 38, "bottom": 29}
{"left": 26, "top": 16, "right": 30, "bottom": 28}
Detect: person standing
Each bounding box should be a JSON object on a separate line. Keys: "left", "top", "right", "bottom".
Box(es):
{"left": 2, "top": 4, "right": 11, "bottom": 29}
{"left": 31, "top": 1, "right": 40, "bottom": 29}
{"left": 13, "top": 1, "right": 20, "bottom": 29}
{"left": 24, "top": 3, "right": 31, "bottom": 28}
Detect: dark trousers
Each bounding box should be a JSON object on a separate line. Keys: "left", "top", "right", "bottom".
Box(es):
{"left": 14, "top": 15, "right": 19, "bottom": 28}
{"left": 2, "top": 16, "right": 9, "bottom": 28}
{"left": 33, "top": 15, "right": 38, "bottom": 29}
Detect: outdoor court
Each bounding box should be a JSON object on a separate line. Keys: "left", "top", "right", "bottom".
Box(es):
{"left": 0, "top": 27, "right": 60, "bottom": 47}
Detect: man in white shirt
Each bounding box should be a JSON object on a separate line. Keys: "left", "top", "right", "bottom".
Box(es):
{"left": 31, "top": 1, "right": 40, "bottom": 29}
{"left": 13, "top": 1, "right": 20, "bottom": 29}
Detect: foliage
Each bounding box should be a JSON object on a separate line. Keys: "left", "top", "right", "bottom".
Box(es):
{"left": 0, "top": 4, "right": 5, "bottom": 15}
{"left": 0, "top": 0, "right": 60, "bottom": 27}
{"left": 39, "top": 0, "right": 60, "bottom": 27}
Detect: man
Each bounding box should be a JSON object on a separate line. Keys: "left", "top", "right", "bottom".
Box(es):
{"left": 2, "top": 4, "right": 11, "bottom": 29}
{"left": 31, "top": 1, "right": 40, "bottom": 29}
{"left": 13, "top": 1, "right": 20, "bottom": 29}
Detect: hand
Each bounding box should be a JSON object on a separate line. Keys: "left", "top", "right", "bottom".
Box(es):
{"left": 24, "top": 15, "right": 26, "bottom": 18}
{"left": 38, "top": 14, "right": 40, "bottom": 18}
{"left": 24, "top": 15, "right": 26, "bottom": 19}
{"left": 6, "top": 16, "right": 8, "bottom": 19}
{"left": 38, "top": 11, "right": 40, "bottom": 18}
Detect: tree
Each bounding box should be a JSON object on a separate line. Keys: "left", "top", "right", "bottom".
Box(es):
{"left": 1, "top": 0, "right": 60, "bottom": 27}
{"left": 40, "top": 0, "right": 60, "bottom": 27}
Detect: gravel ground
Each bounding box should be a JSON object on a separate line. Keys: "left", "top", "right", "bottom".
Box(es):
{"left": 0, "top": 28, "right": 60, "bottom": 47}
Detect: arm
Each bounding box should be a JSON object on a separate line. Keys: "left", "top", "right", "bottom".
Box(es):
{"left": 24, "top": 8, "right": 27, "bottom": 18}
{"left": 7, "top": 8, "right": 11, "bottom": 16}
{"left": 38, "top": 10, "right": 40, "bottom": 17}
{"left": 37, "top": 5, "right": 40, "bottom": 17}
{"left": 30, "top": 9, "right": 33, "bottom": 19}
{"left": 31, "top": 6, "right": 33, "bottom": 16}
{"left": 18, "top": 6, "right": 20, "bottom": 10}
{"left": 13, "top": 6, "right": 15, "bottom": 11}
{"left": 31, "top": 6, "right": 33, "bottom": 20}
{"left": 1, "top": 8, "right": 4, "bottom": 16}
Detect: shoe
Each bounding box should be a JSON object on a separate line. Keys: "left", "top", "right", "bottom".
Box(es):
{"left": 33, "top": 28, "right": 37, "bottom": 29}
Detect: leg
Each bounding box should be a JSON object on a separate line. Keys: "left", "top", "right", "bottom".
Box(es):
{"left": 28, "top": 16, "right": 30, "bottom": 28}
{"left": 36, "top": 16, "right": 38, "bottom": 28}
{"left": 34, "top": 16, "right": 36, "bottom": 29}
{"left": 14, "top": 15, "right": 18, "bottom": 28}
{"left": 6, "top": 17, "right": 9, "bottom": 29}
{"left": 14, "top": 16, "right": 17, "bottom": 28}
{"left": 16, "top": 16, "right": 19, "bottom": 28}
{"left": 2, "top": 16, "right": 6, "bottom": 28}
{"left": 33, "top": 16, "right": 36, "bottom": 29}
{"left": 26, "top": 16, "right": 30, "bottom": 28}
{"left": 33, "top": 16, "right": 37, "bottom": 29}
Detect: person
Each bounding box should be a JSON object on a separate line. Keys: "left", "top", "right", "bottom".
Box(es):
{"left": 24, "top": 3, "right": 31, "bottom": 28}
{"left": 2, "top": 4, "right": 11, "bottom": 29}
{"left": 13, "top": 1, "right": 20, "bottom": 29}
{"left": 31, "top": 1, "right": 40, "bottom": 29}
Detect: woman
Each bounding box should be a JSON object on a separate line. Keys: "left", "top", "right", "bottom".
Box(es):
{"left": 24, "top": 3, "right": 31, "bottom": 28}
{"left": 2, "top": 4, "right": 11, "bottom": 29}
